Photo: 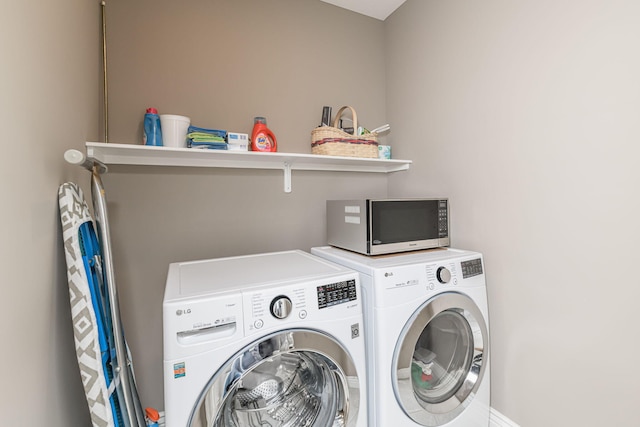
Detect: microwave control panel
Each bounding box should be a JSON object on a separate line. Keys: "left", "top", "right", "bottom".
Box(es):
{"left": 438, "top": 199, "right": 448, "bottom": 238}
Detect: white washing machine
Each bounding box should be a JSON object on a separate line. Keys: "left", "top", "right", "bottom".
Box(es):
{"left": 162, "top": 250, "right": 367, "bottom": 427}
{"left": 311, "top": 246, "right": 490, "bottom": 427}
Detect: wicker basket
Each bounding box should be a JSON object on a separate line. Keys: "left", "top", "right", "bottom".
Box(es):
{"left": 311, "top": 106, "right": 378, "bottom": 158}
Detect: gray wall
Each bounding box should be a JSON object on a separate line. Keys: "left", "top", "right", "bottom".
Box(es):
{"left": 387, "top": 1, "right": 640, "bottom": 426}
{"left": 0, "top": 0, "right": 100, "bottom": 425}
{"left": 104, "top": 0, "right": 390, "bottom": 411}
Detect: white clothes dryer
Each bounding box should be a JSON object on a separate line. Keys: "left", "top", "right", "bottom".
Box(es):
{"left": 311, "top": 246, "right": 490, "bottom": 427}
{"left": 163, "top": 250, "right": 367, "bottom": 427}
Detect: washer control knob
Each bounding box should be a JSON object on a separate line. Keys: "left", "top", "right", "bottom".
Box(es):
{"left": 270, "top": 296, "right": 292, "bottom": 319}
{"left": 437, "top": 267, "right": 451, "bottom": 284}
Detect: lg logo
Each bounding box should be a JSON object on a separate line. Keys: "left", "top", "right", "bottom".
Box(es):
{"left": 384, "top": 272, "right": 394, "bottom": 277}
{"left": 176, "top": 308, "right": 192, "bottom": 316}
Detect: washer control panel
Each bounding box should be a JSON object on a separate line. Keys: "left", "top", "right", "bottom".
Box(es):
{"left": 242, "top": 274, "right": 360, "bottom": 336}
{"left": 246, "top": 287, "right": 307, "bottom": 333}
{"left": 426, "top": 261, "right": 460, "bottom": 290}
{"left": 317, "top": 279, "right": 357, "bottom": 309}
{"left": 425, "top": 257, "right": 485, "bottom": 291}
{"left": 461, "top": 257, "right": 483, "bottom": 278}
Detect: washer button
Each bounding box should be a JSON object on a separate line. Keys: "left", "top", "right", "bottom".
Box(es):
{"left": 299, "top": 310, "right": 308, "bottom": 319}
{"left": 254, "top": 319, "right": 264, "bottom": 329}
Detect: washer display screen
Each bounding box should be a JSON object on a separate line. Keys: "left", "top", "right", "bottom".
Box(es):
{"left": 461, "top": 258, "right": 483, "bottom": 278}
{"left": 317, "top": 279, "right": 357, "bottom": 309}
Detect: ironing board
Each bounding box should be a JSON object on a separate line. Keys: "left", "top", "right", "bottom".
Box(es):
{"left": 59, "top": 168, "right": 146, "bottom": 427}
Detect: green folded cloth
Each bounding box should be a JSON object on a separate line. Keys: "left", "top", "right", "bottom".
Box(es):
{"left": 187, "top": 132, "right": 226, "bottom": 143}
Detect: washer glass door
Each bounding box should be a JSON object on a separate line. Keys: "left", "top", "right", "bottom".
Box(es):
{"left": 189, "top": 330, "right": 358, "bottom": 427}
{"left": 393, "top": 292, "right": 487, "bottom": 426}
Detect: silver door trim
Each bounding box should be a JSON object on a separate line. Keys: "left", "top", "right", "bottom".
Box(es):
{"left": 188, "top": 329, "right": 360, "bottom": 427}
{"left": 392, "top": 292, "right": 488, "bottom": 426}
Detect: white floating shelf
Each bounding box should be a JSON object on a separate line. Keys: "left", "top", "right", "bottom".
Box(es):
{"left": 81, "top": 142, "right": 412, "bottom": 193}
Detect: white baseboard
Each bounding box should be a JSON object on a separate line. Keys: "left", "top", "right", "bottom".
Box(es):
{"left": 490, "top": 408, "right": 519, "bottom": 427}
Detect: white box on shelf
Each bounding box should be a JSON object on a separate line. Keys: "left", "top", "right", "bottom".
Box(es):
{"left": 227, "top": 132, "right": 248, "bottom": 151}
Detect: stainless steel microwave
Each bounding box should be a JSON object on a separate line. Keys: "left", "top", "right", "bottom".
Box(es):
{"left": 326, "top": 199, "right": 449, "bottom": 255}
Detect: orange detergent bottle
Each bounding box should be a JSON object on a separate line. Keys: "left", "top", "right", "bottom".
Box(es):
{"left": 251, "top": 117, "right": 277, "bottom": 152}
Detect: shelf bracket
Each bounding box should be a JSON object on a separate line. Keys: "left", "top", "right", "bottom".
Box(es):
{"left": 283, "top": 161, "right": 292, "bottom": 193}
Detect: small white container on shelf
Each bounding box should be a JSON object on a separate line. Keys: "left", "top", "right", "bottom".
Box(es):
{"left": 227, "top": 132, "right": 249, "bottom": 151}
{"left": 160, "top": 114, "right": 190, "bottom": 148}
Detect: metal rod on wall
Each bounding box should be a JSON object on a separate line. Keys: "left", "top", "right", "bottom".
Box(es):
{"left": 101, "top": 0, "right": 108, "bottom": 143}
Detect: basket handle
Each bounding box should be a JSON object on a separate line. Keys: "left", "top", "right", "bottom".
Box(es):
{"left": 332, "top": 106, "right": 358, "bottom": 132}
